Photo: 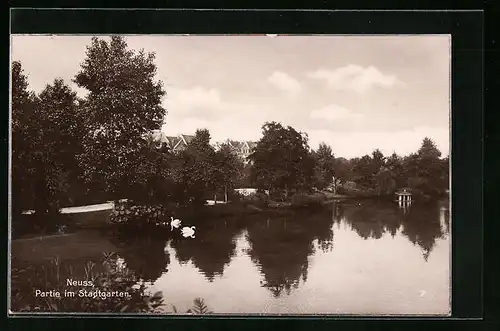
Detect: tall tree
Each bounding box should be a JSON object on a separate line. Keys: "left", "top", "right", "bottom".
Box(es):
{"left": 214, "top": 143, "right": 242, "bottom": 202}
{"left": 406, "top": 138, "right": 446, "bottom": 197}
{"left": 74, "top": 36, "right": 166, "bottom": 198}
{"left": 332, "top": 157, "right": 351, "bottom": 191}
{"left": 11, "top": 61, "right": 38, "bottom": 214}
{"left": 249, "top": 122, "right": 315, "bottom": 199}
{"left": 351, "top": 155, "right": 373, "bottom": 189}
{"left": 312, "top": 143, "right": 336, "bottom": 191}
{"left": 36, "top": 79, "right": 84, "bottom": 208}
{"left": 12, "top": 64, "right": 83, "bottom": 215}
{"left": 179, "top": 129, "right": 217, "bottom": 205}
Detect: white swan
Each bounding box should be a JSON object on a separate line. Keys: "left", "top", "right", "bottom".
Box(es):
{"left": 181, "top": 226, "right": 196, "bottom": 239}
{"left": 170, "top": 217, "right": 181, "bottom": 231}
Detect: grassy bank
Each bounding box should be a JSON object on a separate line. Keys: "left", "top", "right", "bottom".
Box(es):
{"left": 13, "top": 196, "right": 327, "bottom": 240}
{"left": 12, "top": 209, "right": 113, "bottom": 240}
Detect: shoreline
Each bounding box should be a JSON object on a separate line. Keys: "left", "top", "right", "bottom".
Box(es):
{"left": 13, "top": 193, "right": 448, "bottom": 240}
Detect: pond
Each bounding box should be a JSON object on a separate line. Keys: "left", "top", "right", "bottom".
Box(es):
{"left": 11, "top": 199, "right": 450, "bottom": 315}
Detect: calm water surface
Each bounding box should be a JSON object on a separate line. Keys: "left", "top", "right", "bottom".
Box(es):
{"left": 119, "top": 199, "right": 450, "bottom": 315}
{"left": 13, "top": 199, "right": 451, "bottom": 315}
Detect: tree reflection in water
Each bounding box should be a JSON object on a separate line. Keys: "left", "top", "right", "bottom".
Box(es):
{"left": 105, "top": 198, "right": 449, "bottom": 300}
{"left": 342, "top": 200, "right": 403, "bottom": 240}
{"left": 340, "top": 199, "right": 448, "bottom": 261}
{"left": 108, "top": 235, "right": 170, "bottom": 283}
{"left": 245, "top": 211, "right": 334, "bottom": 298}
{"left": 169, "top": 219, "right": 246, "bottom": 282}
{"left": 400, "top": 201, "right": 447, "bottom": 261}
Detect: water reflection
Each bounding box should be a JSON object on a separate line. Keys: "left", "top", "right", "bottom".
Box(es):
{"left": 13, "top": 198, "right": 450, "bottom": 314}
{"left": 152, "top": 200, "right": 448, "bottom": 298}
{"left": 401, "top": 202, "right": 449, "bottom": 261}
{"left": 169, "top": 220, "right": 246, "bottom": 281}
{"left": 108, "top": 235, "right": 170, "bottom": 283}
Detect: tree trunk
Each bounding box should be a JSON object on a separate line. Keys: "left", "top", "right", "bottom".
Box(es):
{"left": 214, "top": 193, "right": 217, "bottom": 204}
{"left": 224, "top": 186, "right": 228, "bottom": 203}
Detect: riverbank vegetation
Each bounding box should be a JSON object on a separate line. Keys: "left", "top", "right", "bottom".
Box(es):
{"left": 11, "top": 252, "right": 211, "bottom": 314}
{"left": 12, "top": 36, "right": 449, "bottom": 236}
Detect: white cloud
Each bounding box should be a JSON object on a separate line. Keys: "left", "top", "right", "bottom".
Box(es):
{"left": 307, "top": 126, "right": 449, "bottom": 159}
{"left": 164, "top": 86, "right": 265, "bottom": 120}
{"left": 161, "top": 86, "right": 273, "bottom": 142}
{"left": 310, "top": 104, "right": 363, "bottom": 121}
{"left": 161, "top": 115, "right": 266, "bottom": 144}
{"left": 267, "top": 71, "right": 302, "bottom": 94}
{"left": 165, "top": 86, "right": 222, "bottom": 112}
{"left": 306, "top": 65, "right": 402, "bottom": 93}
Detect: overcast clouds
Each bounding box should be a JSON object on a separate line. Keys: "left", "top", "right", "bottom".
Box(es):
{"left": 11, "top": 35, "right": 450, "bottom": 158}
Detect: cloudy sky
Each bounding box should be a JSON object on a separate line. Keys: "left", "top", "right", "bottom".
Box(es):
{"left": 11, "top": 35, "right": 450, "bottom": 158}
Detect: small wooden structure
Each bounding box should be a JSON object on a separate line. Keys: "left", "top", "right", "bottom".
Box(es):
{"left": 395, "top": 188, "right": 412, "bottom": 203}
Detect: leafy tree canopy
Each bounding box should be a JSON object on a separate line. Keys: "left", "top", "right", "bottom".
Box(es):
{"left": 73, "top": 36, "right": 166, "bottom": 196}
{"left": 249, "top": 121, "right": 315, "bottom": 195}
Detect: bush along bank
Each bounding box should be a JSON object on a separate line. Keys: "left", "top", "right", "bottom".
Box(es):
{"left": 108, "top": 198, "right": 266, "bottom": 232}
{"left": 108, "top": 200, "right": 174, "bottom": 232}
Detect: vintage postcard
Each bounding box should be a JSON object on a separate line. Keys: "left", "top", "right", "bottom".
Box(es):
{"left": 9, "top": 34, "right": 451, "bottom": 315}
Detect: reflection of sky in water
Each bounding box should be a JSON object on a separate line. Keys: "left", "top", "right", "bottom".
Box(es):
{"left": 148, "top": 205, "right": 450, "bottom": 315}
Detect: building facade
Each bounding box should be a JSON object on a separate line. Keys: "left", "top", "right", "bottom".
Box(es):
{"left": 150, "top": 131, "right": 257, "bottom": 161}
{"left": 151, "top": 131, "right": 195, "bottom": 153}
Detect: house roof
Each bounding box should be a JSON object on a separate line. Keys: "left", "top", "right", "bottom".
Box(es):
{"left": 181, "top": 134, "right": 195, "bottom": 144}
{"left": 150, "top": 130, "right": 163, "bottom": 140}
{"left": 227, "top": 140, "right": 242, "bottom": 149}
{"left": 150, "top": 132, "right": 256, "bottom": 152}
{"left": 247, "top": 141, "right": 257, "bottom": 149}
{"left": 226, "top": 140, "right": 258, "bottom": 151}
{"left": 160, "top": 136, "right": 178, "bottom": 149}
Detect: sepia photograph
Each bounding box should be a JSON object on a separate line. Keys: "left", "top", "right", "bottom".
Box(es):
{"left": 10, "top": 34, "right": 451, "bottom": 315}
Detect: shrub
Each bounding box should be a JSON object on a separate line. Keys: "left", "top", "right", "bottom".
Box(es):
{"left": 243, "top": 192, "right": 269, "bottom": 208}
{"left": 290, "top": 192, "right": 325, "bottom": 209}
{"left": 11, "top": 253, "right": 165, "bottom": 313}
{"left": 109, "top": 200, "right": 172, "bottom": 229}
{"left": 227, "top": 190, "right": 244, "bottom": 202}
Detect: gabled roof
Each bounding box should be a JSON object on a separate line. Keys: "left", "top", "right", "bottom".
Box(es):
{"left": 226, "top": 140, "right": 258, "bottom": 151}
{"left": 150, "top": 130, "right": 162, "bottom": 140}
{"left": 247, "top": 141, "right": 257, "bottom": 149}
{"left": 227, "top": 140, "right": 242, "bottom": 149}
{"left": 181, "top": 134, "right": 195, "bottom": 144}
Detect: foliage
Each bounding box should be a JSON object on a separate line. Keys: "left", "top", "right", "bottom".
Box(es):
{"left": 130, "top": 133, "right": 179, "bottom": 204}
{"left": 11, "top": 61, "right": 40, "bottom": 215}
{"left": 186, "top": 298, "right": 212, "bottom": 314}
{"left": 213, "top": 143, "right": 244, "bottom": 201}
{"left": 12, "top": 61, "right": 84, "bottom": 216}
{"left": 175, "top": 129, "right": 217, "bottom": 205}
{"left": 290, "top": 192, "right": 326, "bottom": 209}
{"left": 249, "top": 122, "right": 315, "bottom": 198}
{"left": 73, "top": 36, "right": 166, "bottom": 198}
{"left": 12, "top": 39, "right": 449, "bottom": 222}
{"left": 11, "top": 253, "right": 165, "bottom": 313}
{"left": 312, "top": 143, "right": 336, "bottom": 191}
{"left": 403, "top": 138, "right": 447, "bottom": 198}
{"left": 244, "top": 192, "right": 269, "bottom": 209}
{"left": 109, "top": 200, "right": 171, "bottom": 228}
